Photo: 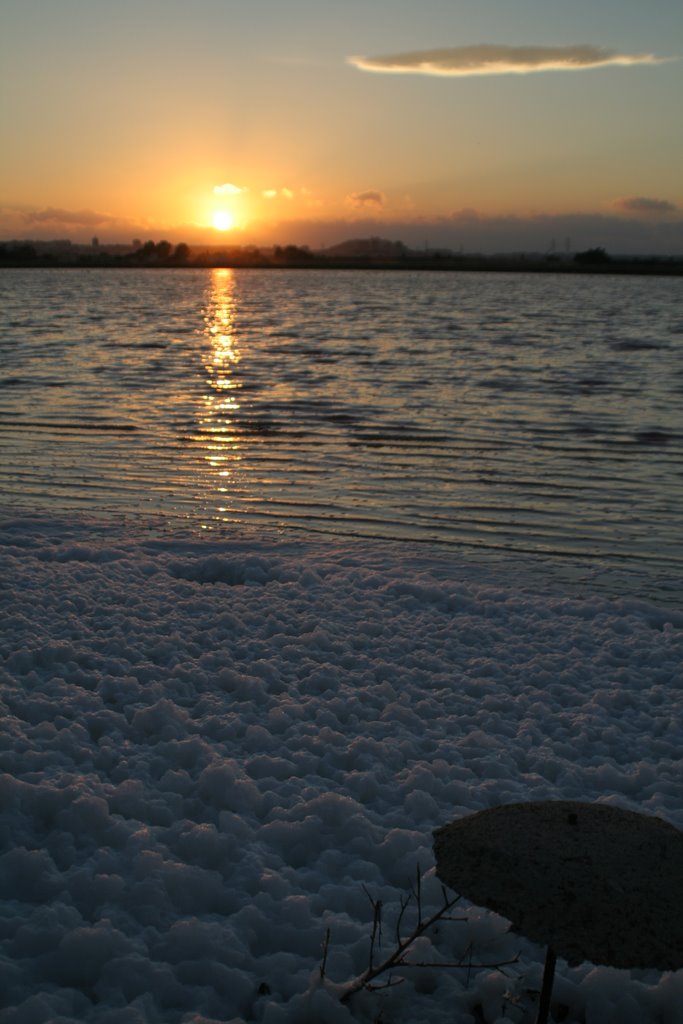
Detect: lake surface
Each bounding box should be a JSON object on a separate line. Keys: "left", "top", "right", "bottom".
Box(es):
{"left": 1, "top": 267, "right": 682, "bottom": 600}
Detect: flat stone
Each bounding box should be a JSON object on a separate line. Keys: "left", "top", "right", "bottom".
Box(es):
{"left": 433, "top": 801, "right": 683, "bottom": 969}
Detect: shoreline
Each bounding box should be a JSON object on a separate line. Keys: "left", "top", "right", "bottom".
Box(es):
{"left": 2, "top": 254, "right": 683, "bottom": 276}
{"left": 3, "top": 503, "right": 682, "bottom": 611}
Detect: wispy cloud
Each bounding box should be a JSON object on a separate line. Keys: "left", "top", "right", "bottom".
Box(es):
{"left": 213, "top": 183, "right": 244, "bottom": 196}
{"left": 0, "top": 204, "right": 150, "bottom": 241}
{"left": 349, "top": 44, "right": 667, "bottom": 77}
{"left": 614, "top": 195, "right": 678, "bottom": 215}
{"left": 346, "top": 190, "right": 386, "bottom": 208}
{"left": 21, "top": 206, "right": 116, "bottom": 227}
{"left": 262, "top": 187, "right": 296, "bottom": 200}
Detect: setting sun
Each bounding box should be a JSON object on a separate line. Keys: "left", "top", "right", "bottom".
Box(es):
{"left": 212, "top": 210, "right": 234, "bottom": 231}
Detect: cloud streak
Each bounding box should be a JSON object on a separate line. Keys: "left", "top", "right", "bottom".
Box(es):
{"left": 21, "top": 206, "right": 116, "bottom": 228}
{"left": 0, "top": 204, "right": 160, "bottom": 241}
{"left": 614, "top": 196, "right": 678, "bottom": 215}
{"left": 349, "top": 44, "right": 667, "bottom": 77}
{"left": 262, "top": 187, "right": 298, "bottom": 201}
{"left": 346, "top": 190, "right": 386, "bottom": 208}
{"left": 213, "top": 183, "right": 244, "bottom": 196}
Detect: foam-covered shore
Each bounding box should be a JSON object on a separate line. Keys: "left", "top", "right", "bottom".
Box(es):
{"left": 1, "top": 513, "right": 682, "bottom": 1024}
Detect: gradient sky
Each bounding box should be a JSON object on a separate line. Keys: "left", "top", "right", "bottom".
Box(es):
{"left": 1, "top": 0, "right": 682, "bottom": 252}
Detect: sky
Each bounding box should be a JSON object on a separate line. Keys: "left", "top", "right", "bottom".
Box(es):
{"left": 1, "top": 0, "right": 682, "bottom": 253}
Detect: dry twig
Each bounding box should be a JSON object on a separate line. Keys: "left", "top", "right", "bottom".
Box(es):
{"left": 323, "top": 869, "right": 519, "bottom": 1005}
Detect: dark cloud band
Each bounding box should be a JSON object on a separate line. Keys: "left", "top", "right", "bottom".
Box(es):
{"left": 615, "top": 196, "right": 678, "bottom": 215}
{"left": 346, "top": 190, "right": 386, "bottom": 208}
{"left": 349, "top": 44, "right": 666, "bottom": 77}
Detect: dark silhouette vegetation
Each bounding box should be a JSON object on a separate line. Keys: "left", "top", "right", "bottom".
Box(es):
{"left": 1, "top": 237, "right": 681, "bottom": 275}
{"left": 573, "top": 246, "right": 611, "bottom": 265}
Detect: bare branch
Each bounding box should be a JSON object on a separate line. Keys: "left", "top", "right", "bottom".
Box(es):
{"left": 464, "top": 943, "right": 474, "bottom": 988}
{"left": 340, "top": 890, "right": 462, "bottom": 1003}
{"left": 333, "top": 866, "right": 513, "bottom": 1008}
{"left": 396, "top": 894, "right": 411, "bottom": 946}
{"left": 367, "top": 895, "right": 383, "bottom": 971}
{"left": 320, "top": 927, "right": 331, "bottom": 980}
{"left": 366, "top": 977, "right": 406, "bottom": 992}
{"left": 389, "top": 955, "right": 520, "bottom": 970}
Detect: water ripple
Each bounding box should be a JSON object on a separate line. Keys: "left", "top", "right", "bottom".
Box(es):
{"left": 0, "top": 267, "right": 681, "bottom": 599}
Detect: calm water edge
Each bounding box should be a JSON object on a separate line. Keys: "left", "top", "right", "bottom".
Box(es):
{"left": 1, "top": 267, "right": 682, "bottom": 602}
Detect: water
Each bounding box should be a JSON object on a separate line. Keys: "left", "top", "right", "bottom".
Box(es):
{"left": 1, "top": 267, "right": 682, "bottom": 600}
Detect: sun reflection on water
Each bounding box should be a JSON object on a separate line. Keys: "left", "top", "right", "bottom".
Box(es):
{"left": 199, "top": 269, "right": 242, "bottom": 505}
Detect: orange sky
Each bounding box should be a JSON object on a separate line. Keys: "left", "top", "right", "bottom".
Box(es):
{"left": 1, "top": 0, "right": 682, "bottom": 253}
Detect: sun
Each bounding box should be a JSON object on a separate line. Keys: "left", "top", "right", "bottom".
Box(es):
{"left": 212, "top": 210, "right": 235, "bottom": 231}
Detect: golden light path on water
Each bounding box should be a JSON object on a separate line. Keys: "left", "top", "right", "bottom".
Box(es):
{"left": 199, "top": 270, "right": 243, "bottom": 513}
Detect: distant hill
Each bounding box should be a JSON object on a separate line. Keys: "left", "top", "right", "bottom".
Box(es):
{"left": 320, "top": 236, "right": 409, "bottom": 259}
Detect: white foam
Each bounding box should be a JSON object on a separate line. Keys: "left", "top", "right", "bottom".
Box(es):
{"left": 1, "top": 512, "right": 681, "bottom": 1023}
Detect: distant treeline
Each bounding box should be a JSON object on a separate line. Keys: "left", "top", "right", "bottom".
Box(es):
{"left": 1, "top": 240, "right": 682, "bottom": 276}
